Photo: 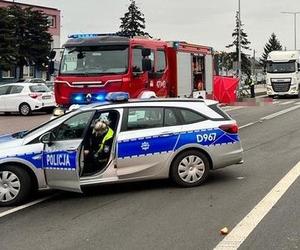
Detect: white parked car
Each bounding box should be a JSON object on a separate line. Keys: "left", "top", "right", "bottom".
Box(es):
{"left": 0, "top": 83, "right": 56, "bottom": 116}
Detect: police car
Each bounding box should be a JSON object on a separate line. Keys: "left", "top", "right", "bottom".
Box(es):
{"left": 0, "top": 93, "right": 243, "bottom": 206}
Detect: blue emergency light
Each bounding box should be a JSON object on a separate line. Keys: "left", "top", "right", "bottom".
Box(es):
{"left": 68, "top": 33, "right": 119, "bottom": 39}
{"left": 106, "top": 92, "right": 129, "bottom": 102}
{"left": 71, "top": 92, "right": 129, "bottom": 105}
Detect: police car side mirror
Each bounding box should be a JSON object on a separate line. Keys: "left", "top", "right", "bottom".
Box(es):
{"left": 40, "top": 132, "right": 55, "bottom": 145}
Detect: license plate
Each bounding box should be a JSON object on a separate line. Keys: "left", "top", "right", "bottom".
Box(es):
{"left": 42, "top": 96, "right": 51, "bottom": 99}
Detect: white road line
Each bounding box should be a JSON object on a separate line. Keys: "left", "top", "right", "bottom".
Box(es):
{"left": 279, "top": 100, "right": 295, "bottom": 105}
{"left": 214, "top": 161, "right": 300, "bottom": 250}
{"left": 0, "top": 194, "right": 56, "bottom": 218}
{"left": 260, "top": 105, "right": 300, "bottom": 121}
{"left": 239, "top": 122, "right": 255, "bottom": 129}
{"left": 222, "top": 106, "right": 244, "bottom": 112}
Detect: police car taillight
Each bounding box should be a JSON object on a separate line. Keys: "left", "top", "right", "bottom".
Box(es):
{"left": 219, "top": 124, "right": 239, "bottom": 134}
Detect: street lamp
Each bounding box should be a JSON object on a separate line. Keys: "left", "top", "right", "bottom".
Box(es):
{"left": 281, "top": 11, "right": 300, "bottom": 50}
{"left": 237, "top": 0, "right": 242, "bottom": 96}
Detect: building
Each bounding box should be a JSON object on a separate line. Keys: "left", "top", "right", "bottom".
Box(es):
{"left": 0, "top": 0, "right": 60, "bottom": 82}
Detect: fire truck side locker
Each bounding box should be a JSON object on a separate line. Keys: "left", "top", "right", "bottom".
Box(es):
{"left": 177, "top": 52, "right": 193, "bottom": 97}
{"left": 205, "top": 54, "right": 214, "bottom": 96}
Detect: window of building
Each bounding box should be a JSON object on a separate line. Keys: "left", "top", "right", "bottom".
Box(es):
{"left": 126, "top": 107, "right": 164, "bottom": 130}
{"left": 156, "top": 50, "right": 166, "bottom": 73}
{"left": 47, "top": 15, "right": 56, "bottom": 28}
{"left": 2, "top": 67, "right": 16, "bottom": 79}
{"left": 23, "top": 66, "right": 34, "bottom": 78}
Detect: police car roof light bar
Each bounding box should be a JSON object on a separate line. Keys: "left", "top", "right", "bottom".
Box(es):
{"left": 106, "top": 92, "right": 129, "bottom": 102}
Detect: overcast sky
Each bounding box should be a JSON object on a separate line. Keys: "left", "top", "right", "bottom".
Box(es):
{"left": 15, "top": 0, "right": 300, "bottom": 57}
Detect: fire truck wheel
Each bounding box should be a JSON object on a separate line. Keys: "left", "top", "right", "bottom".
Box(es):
{"left": 170, "top": 150, "right": 209, "bottom": 187}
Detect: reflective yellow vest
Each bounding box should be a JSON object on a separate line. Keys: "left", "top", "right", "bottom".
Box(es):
{"left": 97, "top": 127, "right": 114, "bottom": 153}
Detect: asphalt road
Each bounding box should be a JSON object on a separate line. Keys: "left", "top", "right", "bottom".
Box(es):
{"left": 0, "top": 97, "right": 300, "bottom": 250}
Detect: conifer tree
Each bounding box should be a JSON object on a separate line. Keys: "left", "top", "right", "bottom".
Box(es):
{"left": 2, "top": 5, "right": 52, "bottom": 79}
{"left": 226, "top": 11, "right": 252, "bottom": 76}
{"left": 0, "top": 8, "right": 17, "bottom": 70}
{"left": 119, "top": 0, "right": 150, "bottom": 37}
{"left": 260, "top": 33, "right": 283, "bottom": 69}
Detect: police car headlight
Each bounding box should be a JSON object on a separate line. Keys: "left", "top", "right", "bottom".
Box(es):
{"left": 53, "top": 108, "right": 65, "bottom": 117}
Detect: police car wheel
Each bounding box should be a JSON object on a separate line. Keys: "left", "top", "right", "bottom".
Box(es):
{"left": 0, "top": 166, "right": 32, "bottom": 207}
{"left": 170, "top": 150, "right": 209, "bottom": 187}
{"left": 19, "top": 103, "right": 32, "bottom": 116}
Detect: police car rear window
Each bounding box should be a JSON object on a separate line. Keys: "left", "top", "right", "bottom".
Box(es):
{"left": 164, "top": 108, "right": 206, "bottom": 126}
{"left": 209, "top": 104, "right": 231, "bottom": 120}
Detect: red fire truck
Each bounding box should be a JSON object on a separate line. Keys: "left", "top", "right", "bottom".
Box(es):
{"left": 49, "top": 34, "right": 214, "bottom": 107}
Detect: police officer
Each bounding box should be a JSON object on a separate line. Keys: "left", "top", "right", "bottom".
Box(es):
{"left": 84, "top": 119, "right": 114, "bottom": 171}
{"left": 246, "top": 75, "right": 255, "bottom": 98}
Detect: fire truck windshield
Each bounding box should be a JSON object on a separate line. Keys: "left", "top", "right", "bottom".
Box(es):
{"left": 60, "top": 45, "right": 129, "bottom": 75}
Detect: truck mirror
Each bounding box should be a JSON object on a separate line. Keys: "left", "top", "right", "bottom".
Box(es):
{"left": 142, "top": 58, "right": 152, "bottom": 72}
{"left": 142, "top": 48, "right": 151, "bottom": 57}
{"left": 48, "top": 61, "right": 55, "bottom": 75}
{"left": 49, "top": 50, "right": 56, "bottom": 60}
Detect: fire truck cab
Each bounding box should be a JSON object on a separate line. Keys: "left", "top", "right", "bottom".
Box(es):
{"left": 52, "top": 34, "right": 214, "bottom": 107}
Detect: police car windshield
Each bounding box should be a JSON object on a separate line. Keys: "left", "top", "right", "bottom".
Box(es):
{"left": 60, "top": 45, "right": 129, "bottom": 75}
{"left": 20, "top": 112, "right": 74, "bottom": 138}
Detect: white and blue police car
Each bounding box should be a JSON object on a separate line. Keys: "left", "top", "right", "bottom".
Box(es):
{"left": 0, "top": 93, "right": 243, "bottom": 206}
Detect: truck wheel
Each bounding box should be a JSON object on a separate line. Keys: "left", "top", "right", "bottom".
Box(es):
{"left": 19, "top": 103, "right": 32, "bottom": 116}
{"left": 0, "top": 165, "right": 32, "bottom": 207}
{"left": 170, "top": 150, "right": 210, "bottom": 187}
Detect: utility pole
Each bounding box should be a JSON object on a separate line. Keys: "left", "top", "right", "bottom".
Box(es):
{"left": 237, "top": 0, "right": 242, "bottom": 96}
{"left": 281, "top": 11, "right": 300, "bottom": 50}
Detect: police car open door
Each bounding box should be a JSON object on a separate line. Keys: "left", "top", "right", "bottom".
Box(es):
{"left": 42, "top": 111, "right": 94, "bottom": 192}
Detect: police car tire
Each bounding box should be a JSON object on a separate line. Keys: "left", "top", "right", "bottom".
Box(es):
{"left": 0, "top": 165, "right": 32, "bottom": 207}
{"left": 19, "top": 103, "right": 32, "bottom": 116}
{"left": 170, "top": 150, "right": 209, "bottom": 187}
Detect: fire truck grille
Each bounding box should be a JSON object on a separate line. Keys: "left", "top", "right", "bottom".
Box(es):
{"left": 271, "top": 82, "right": 291, "bottom": 92}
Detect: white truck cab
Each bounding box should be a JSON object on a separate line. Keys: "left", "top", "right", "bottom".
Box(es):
{"left": 266, "top": 50, "right": 300, "bottom": 97}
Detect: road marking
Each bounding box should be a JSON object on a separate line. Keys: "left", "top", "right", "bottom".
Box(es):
{"left": 239, "top": 122, "right": 255, "bottom": 129}
{"left": 0, "top": 194, "right": 56, "bottom": 219}
{"left": 222, "top": 106, "right": 244, "bottom": 112}
{"left": 279, "top": 100, "right": 295, "bottom": 105}
{"left": 214, "top": 161, "right": 300, "bottom": 250}
{"left": 260, "top": 105, "right": 300, "bottom": 121}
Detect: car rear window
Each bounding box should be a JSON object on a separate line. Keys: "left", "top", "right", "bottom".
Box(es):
{"left": 209, "top": 104, "right": 231, "bottom": 120}
{"left": 29, "top": 85, "right": 50, "bottom": 93}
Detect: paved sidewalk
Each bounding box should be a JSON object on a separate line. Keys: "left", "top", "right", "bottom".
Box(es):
{"left": 255, "top": 84, "right": 267, "bottom": 96}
